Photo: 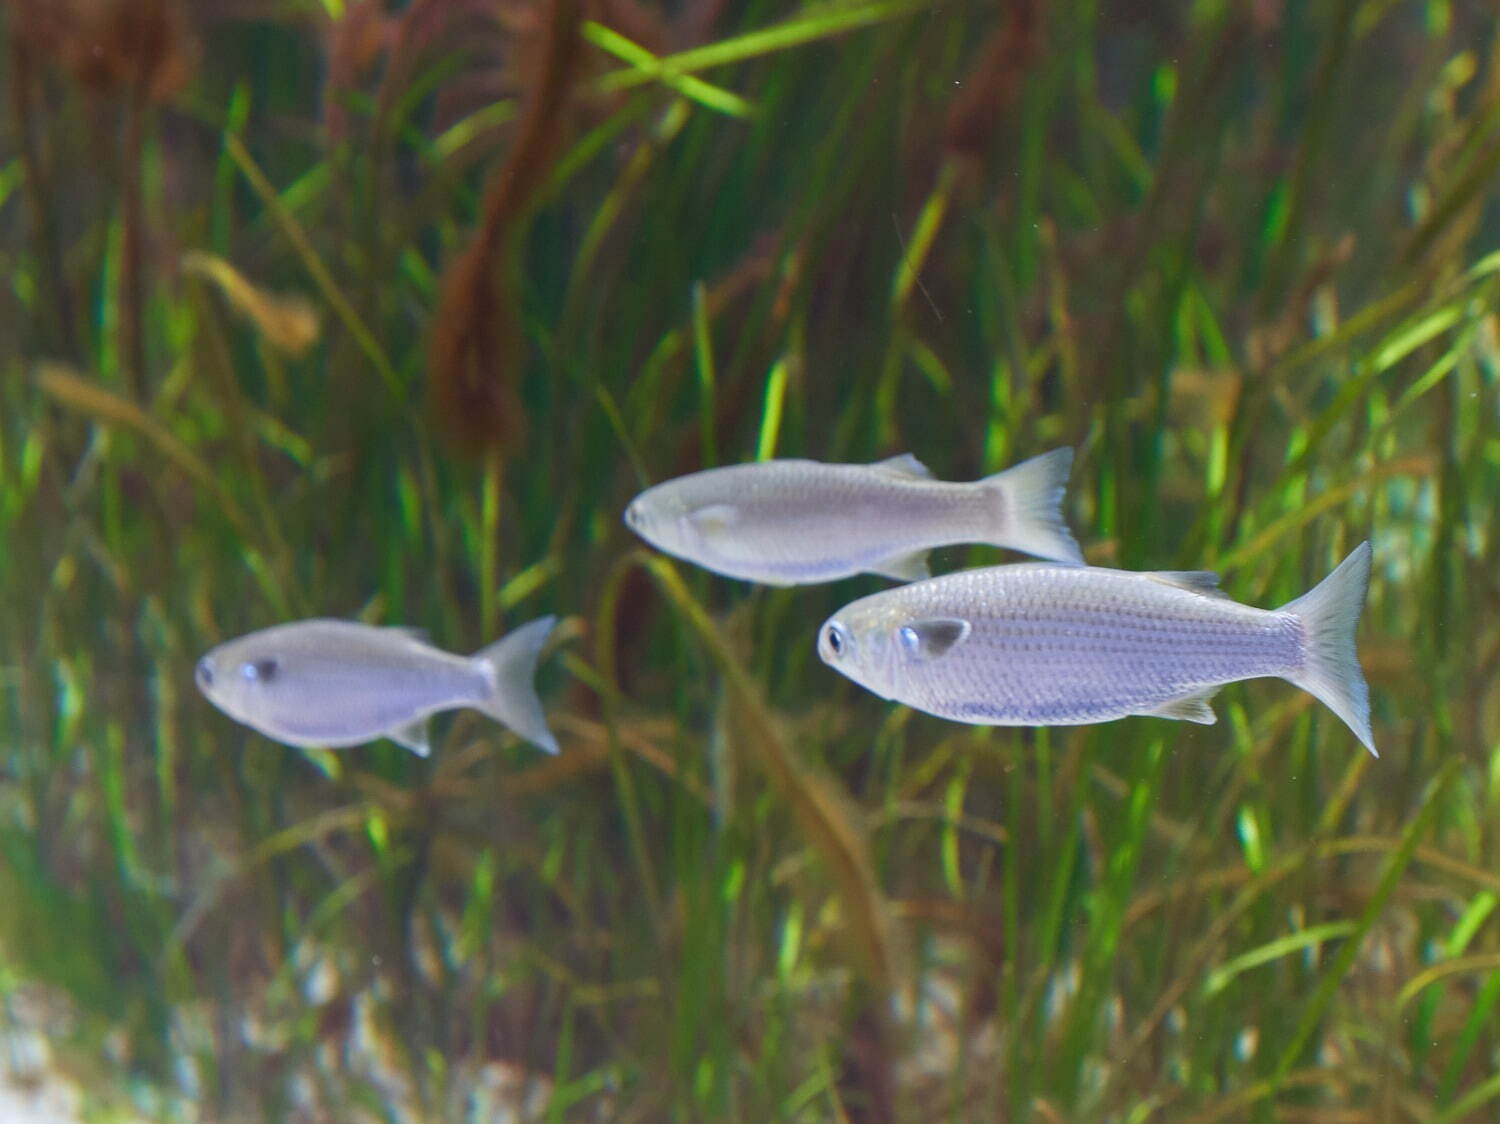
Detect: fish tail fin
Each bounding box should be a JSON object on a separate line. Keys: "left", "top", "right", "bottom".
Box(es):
{"left": 980, "top": 447, "right": 1084, "bottom": 565}
{"left": 472, "top": 615, "right": 560, "bottom": 754}
{"left": 1281, "top": 542, "right": 1377, "bottom": 757}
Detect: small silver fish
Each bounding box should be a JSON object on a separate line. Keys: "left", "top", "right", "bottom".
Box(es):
{"left": 817, "top": 543, "right": 1376, "bottom": 755}
{"left": 623, "top": 448, "right": 1083, "bottom": 585}
{"left": 196, "top": 616, "right": 559, "bottom": 756}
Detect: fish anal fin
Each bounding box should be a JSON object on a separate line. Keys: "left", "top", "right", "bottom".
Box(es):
{"left": 874, "top": 453, "right": 933, "bottom": 479}
{"left": 898, "top": 617, "right": 972, "bottom": 660}
{"left": 390, "top": 717, "right": 432, "bottom": 757}
{"left": 871, "top": 550, "right": 930, "bottom": 582}
{"left": 1143, "top": 688, "right": 1220, "bottom": 725}
{"left": 1145, "top": 571, "right": 1228, "bottom": 598}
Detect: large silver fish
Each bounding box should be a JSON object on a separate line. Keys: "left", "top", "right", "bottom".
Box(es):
{"left": 623, "top": 448, "right": 1083, "bottom": 585}
{"left": 817, "top": 543, "right": 1376, "bottom": 755}
{"left": 196, "top": 616, "right": 559, "bottom": 756}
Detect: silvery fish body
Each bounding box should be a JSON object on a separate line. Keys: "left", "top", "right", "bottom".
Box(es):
{"left": 624, "top": 448, "right": 1083, "bottom": 586}
{"left": 196, "top": 617, "right": 559, "bottom": 756}
{"left": 818, "top": 544, "right": 1376, "bottom": 755}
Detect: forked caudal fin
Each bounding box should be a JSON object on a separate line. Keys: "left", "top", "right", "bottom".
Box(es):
{"left": 1280, "top": 542, "right": 1377, "bottom": 757}
{"left": 981, "top": 447, "right": 1084, "bottom": 565}
{"left": 471, "top": 615, "right": 560, "bottom": 755}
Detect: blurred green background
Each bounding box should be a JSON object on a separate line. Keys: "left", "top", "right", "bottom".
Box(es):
{"left": 2, "top": 0, "right": 1499, "bottom": 1119}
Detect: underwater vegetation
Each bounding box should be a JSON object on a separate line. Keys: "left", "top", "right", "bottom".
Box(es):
{"left": 2, "top": 0, "right": 1500, "bottom": 1120}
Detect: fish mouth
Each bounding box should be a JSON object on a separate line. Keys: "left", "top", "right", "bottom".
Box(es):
{"left": 195, "top": 657, "right": 216, "bottom": 691}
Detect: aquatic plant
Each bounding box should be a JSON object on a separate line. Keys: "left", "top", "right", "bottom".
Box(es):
{"left": 1, "top": 0, "right": 1498, "bottom": 1118}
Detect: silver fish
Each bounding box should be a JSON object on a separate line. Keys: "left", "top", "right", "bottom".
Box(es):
{"left": 623, "top": 448, "right": 1083, "bottom": 585}
{"left": 196, "top": 616, "right": 559, "bottom": 756}
{"left": 817, "top": 543, "right": 1376, "bottom": 755}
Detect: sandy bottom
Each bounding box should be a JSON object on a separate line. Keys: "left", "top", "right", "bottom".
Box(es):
{"left": 0, "top": 1075, "right": 81, "bottom": 1124}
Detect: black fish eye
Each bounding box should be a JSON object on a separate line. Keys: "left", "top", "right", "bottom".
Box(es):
{"left": 825, "top": 624, "right": 844, "bottom": 656}
{"left": 242, "top": 658, "right": 279, "bottom": 683}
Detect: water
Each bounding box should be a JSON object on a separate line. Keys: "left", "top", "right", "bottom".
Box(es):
{"left": 1, "top": 1, "right": 1497, "bottom": 1120}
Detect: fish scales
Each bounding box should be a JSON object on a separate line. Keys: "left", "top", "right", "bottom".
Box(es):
{"left": 818, "top": 544, "right": 1377, "bottom": 754}
{"left": 816, "top": 543, "right": 1374, "bottom": 753}
{"left": 624, "top": 448, "right": 1084, "bottom": 585}
{"left": 196, "top": 616, "right": 560, "bottom": 756}
{"left": 691, "top": 464, "right": 988, "bottom": 581}
{"left": 231, "top": 623, "right": 482, "bottom": 741}
{"left": 881, "top": 566, "right": 1302, "bottom": 724}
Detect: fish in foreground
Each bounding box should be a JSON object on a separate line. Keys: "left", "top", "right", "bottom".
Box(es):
{"left": 623, "top": 447, "right": 1084, "bottom": 586}
{"left": 195, "top": 616, "right": 560, "bottom": 756}
{"left": 817, "top": 543, "right": 1377, "bottom": 755}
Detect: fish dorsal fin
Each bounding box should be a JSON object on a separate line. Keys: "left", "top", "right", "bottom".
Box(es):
{"left": 688, "top": 504, "right": 739, "bottom": 534}
{"left": 382, "top": 626, "right": 430, "bottom": 644}
{"left": 872, "top": 549, "right": 931, "bottom": 582}
{"left": 1145, "top": 571, "right": 1228, "bottom": 598}
{"left": 874, "top": 453, "right": 933, "bottom": 479}
{"left": 1143, "top": 688, "right": 1221, "bottom": 725}
{"left": 897, "top": 618, "right": 972, "bottom": 660}
{"left": 389, "top": 718, "right": 432, "bottom": 757}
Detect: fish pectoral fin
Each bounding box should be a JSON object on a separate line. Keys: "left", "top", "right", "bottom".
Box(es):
{"left": 870, "top": 550, "right": 931, "bottom": 582}
{"left": 1144, "top": 571, "right": 1228, "bottom": 599}
{"left": 1142, "top": 688, "right": 1220, "bottom": 725}
{"left": 688, "top": 504, "right": 740, "bottom": 534}
{"left": 389, "top": 718, "right": 432, "bottom": 757}
{"left": 898, "top": 617, "right": 972, "bottom": 660}
{"left": 873, "top": 452, "right": 933, "bottom": 479}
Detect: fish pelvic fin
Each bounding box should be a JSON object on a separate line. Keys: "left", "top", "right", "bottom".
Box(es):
{"left": 1280, "top": 542, "right": 1377, "bottom": 757}
{"left": 389, "top": 717, "right": 432, "bottom": 757}
{"left": 472, "top": 615, "right": 560, "bottom": 755}
{"left": 980, "top": 447, "right": 1085, "bottom": 565}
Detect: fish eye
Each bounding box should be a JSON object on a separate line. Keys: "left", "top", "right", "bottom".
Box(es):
{"left": 898, "top": 626, "right": 920, "bottom": 654}
{"left": 824, "top": 623, "right": 846, "bottom": 657}
{"left": 241, "top": 658, "right": 279, "bottom": 683}
{"left": 195, "top": 658, "right": 214, "bottom": 687}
